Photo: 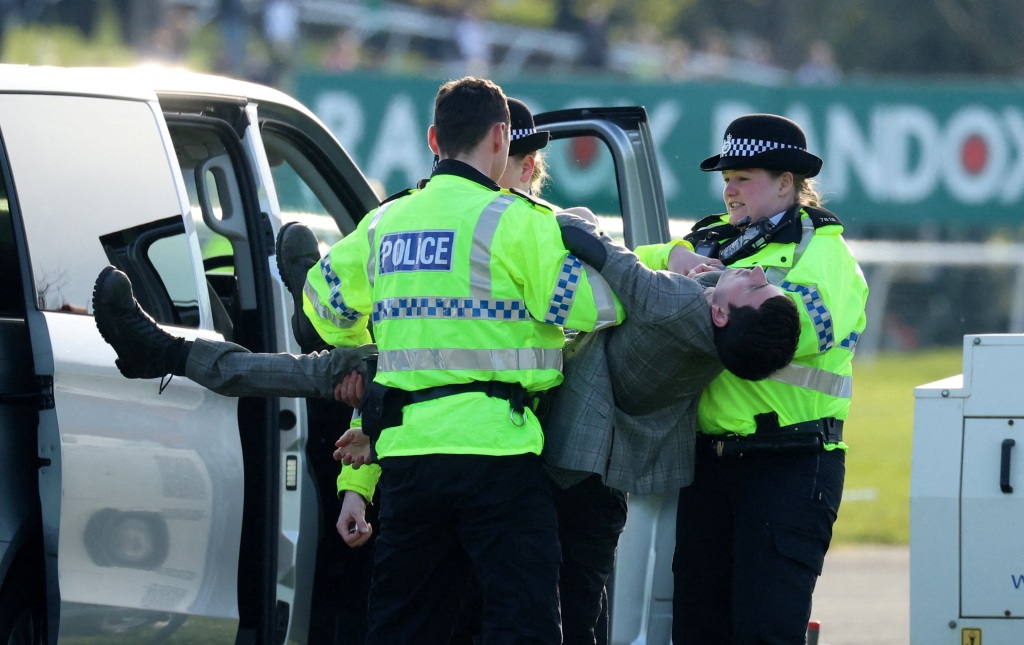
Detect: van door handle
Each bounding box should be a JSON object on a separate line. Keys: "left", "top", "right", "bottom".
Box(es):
{"left": 1001, "top": 438, "right": 1015, "bottom": 494}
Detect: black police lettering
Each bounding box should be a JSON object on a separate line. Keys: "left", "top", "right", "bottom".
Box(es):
{"left": 378, "top": 230, "right": 456, "bottom": 274}
{"left": 559, "top": 225, "right": 608, "bottom": 271}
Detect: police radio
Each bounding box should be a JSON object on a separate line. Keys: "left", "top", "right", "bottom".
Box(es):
{"left": 691, "top": 233, "right": 723, "bottom": 259}
{"left": 718, "top": 216, "right": 779, "bottom": 265}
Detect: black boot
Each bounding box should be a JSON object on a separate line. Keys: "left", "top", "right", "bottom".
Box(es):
{"left": 92, "top": 266, "right": 191, "bottom": 380}
{"left": 276, "top": 222, "right": 330, "bottom": 353}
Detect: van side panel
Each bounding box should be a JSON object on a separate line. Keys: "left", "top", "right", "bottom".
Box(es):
{"left": 0, "top": 92, "right": 244, "bottom": 641}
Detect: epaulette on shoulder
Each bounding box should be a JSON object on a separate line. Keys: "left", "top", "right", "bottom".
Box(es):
{"left": 802, "top": 205, "right": 843, "bottom": 228}
{"left": 507, "top": 187, "right": 556, "bottom": 213}
{"left": 690, "top": 213, "right": 728, "bottom": 232}
{"left": 379, "top": 187, "right": 416, "bottom": 206}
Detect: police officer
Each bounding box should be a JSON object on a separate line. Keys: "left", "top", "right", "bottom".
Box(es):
{"left": 333, "top": 95, "right": 555, "bottom": 551}
{"left": 302, "top": 77, "right": 623, "bottom": 644}
{"left": 672, "top": 114, "right": 869, "bottom": 644}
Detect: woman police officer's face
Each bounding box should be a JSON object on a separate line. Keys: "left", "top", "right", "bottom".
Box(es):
{"left": 498, "top": 153, "right": 535, "bottom": 192}
{"left": 721, "top": 168, "right": 795, "bottom": 225}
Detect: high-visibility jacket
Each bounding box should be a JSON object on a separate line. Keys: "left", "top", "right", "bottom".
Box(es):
{"left": 304, "top": 160, "right": 624, "bottom": 461}
{"left": 685, "top": 206, "right": 868, "bottom": 447}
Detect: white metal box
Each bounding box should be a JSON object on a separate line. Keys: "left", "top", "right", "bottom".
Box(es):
{"left": 912, "top": 334, "right": 1024, "bottom": 644}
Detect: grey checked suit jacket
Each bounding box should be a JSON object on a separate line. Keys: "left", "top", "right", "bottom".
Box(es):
{"left": 186, "top": 216, "right": 720, "bottom": 495}
{"left": 542, "top": 215, "right": 722, "bottom": 495}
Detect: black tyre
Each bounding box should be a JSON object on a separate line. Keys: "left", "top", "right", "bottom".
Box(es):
{"left": 0, "top": 547, "right": 46, "bottom": 645}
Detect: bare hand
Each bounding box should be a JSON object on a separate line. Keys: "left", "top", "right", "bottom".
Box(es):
{"left": 668, "top": 245, "right": 724, "bottom": 275}
{"left": 336, "top": 490, "right": 372, "bottom": 547}
{"left": 333, "top": 427, "right": 373, "bottom": 469}
{"left": 686, "top": 263, "right": 723, "bottom": 278}
{"left": 333, "top": 369, "right": 364, "bottom": 407}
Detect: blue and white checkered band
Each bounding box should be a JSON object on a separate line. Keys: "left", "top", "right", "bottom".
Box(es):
{"left": 781, "top": 280, "right": 834, "bottom": 353}
{"left": 544, "top": 254, "right": 583, "bottom": 325}
{"left": 511, "top": 127, "right": 536, "bottom": 141}
{"left": 371, "top": 297, "right": 529, "bottom": 324}
{"left": 721, "top": 135, "right": 807, "bottom": 158}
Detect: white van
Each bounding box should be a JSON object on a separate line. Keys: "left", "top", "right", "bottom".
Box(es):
{"left": 0, "top": 66, "right": 674, "bottom": 644}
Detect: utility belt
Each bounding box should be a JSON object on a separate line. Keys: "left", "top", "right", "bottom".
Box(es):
{"left": 360, "top": 354, "right": 537, "bottom": 440}
{"left": 701, "top": 414, "right": 843, "bottom": 459}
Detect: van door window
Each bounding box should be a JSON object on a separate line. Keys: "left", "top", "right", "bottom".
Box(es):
{"left": 167, "top": 118, "right": 263, "bottom": 340}
{"left": 260, "top": 126, "right": 362, "bottom": 254}
{"left": 0, "top": 95, "right": 197, "bottom": 321}
{"left": 544, "top": 135, "right": 626, "bottom": 243}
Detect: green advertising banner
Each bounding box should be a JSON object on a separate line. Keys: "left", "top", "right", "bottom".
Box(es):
{"left": 297, "top": 71, "right": 1024, "bottom": 235}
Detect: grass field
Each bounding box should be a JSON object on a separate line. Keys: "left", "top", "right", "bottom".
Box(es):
{"left": 834, "top": 347, "right": 964, "bottom": 545}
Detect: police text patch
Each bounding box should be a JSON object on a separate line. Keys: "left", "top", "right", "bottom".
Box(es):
{"left": 378, "top": 230, "right": 455, "bottom": 274}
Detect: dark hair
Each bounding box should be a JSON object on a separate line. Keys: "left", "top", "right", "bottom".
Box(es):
{"left": 713, "top": 294, "right": 800, "bottom": 381}
{"left": 434, "top": 76, "right": 510, "bottom": 158}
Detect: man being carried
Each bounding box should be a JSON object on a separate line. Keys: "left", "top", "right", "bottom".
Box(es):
{"left": 93, "top": 212, "right": 799, "bottom": 644}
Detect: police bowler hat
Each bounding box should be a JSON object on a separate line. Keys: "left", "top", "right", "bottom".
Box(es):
{"left": 700, "top": 113, "right": 823, "bottom": 178}
{"left": 508, "top": 98, "right": 551, "bottom": 157}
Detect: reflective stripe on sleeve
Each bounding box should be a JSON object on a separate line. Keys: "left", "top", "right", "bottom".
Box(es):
{"left": 580, "top": 261, "right": 620, "bottom": 330}
{"left": 768, "top": 363, "right": 852, "bottom": 399}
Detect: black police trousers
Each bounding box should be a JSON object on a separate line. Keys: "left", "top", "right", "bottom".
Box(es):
{"left": 366, "top": 453, "right": 561, "bottom": 645}
{"left": 672, "top": 443, "right": 845, "bottom": 645}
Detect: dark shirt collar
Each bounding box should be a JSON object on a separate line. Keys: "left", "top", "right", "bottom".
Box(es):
{"left": 431, "top": 159, "right": 500, "bottom": 191}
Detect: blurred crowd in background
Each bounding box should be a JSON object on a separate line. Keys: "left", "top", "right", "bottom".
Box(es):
{"left": 0, "top": 0, "right": 897, "bottom": 91}
{"left": 2, "top": 0, "right": 1022, "bottom": 89}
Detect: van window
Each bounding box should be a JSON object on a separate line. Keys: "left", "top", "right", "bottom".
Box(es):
{"left": 261, "top": 127, "right": 350, "bottom": 254}
{"left": 0, "top": 95, "right": 198, "bottom": 321}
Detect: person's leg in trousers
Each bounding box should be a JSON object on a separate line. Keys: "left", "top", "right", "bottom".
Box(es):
{"left": 459, "top": 454, "right": 562, "bottom": 644}
{"left": 366, "top": 455, "right": 470, "bottom": 645}
{"left": 673, "top": 450, "right": 733, "bottom": 645}
{"left": 728, "top": 450, "right": 845, "bottom": 645}
{"left": 553, "top": 474, "right": 628, "bottom": 645}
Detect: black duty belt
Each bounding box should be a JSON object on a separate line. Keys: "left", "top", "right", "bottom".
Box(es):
{"left": 406, "top": 381, "right": 528, "bottom": 414}
{"left": 361, "top": 351, "right": 536, "bottom": 438}
{"left": 765, "top": 417, "right": 844, "bottom": 443}
{"left": 701, "top": 416, "right": 843, "bottom": 459}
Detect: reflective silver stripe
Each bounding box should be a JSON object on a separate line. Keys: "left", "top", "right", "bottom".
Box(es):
{"left": 470, "top": 194, "right": 517, "bottom": 298}
{"left": 312, "top": 255, "right": 363, "bottom": 328}
{"left": 766, "top": 216, "right": 815, "bottom": 285}
{"left": 379, "top": 347, "right": 562, "bottom": 372}
{"left": 373, "top": 297, "right": 529, "bottom": 323}
{"left": 768, "top": 363, "right": 852, "bottom": 399}
{"left": 366, "top": 201, "right": 396, "bottom": 288}
{"left": 544, "top": 254, "right": 583, "bottom": 325}
{"left": 580, "top": 261, "right": 619, "bottom": 330}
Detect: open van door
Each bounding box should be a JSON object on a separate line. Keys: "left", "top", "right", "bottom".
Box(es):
{"left": 535, "top": 106, "right": 679, "bottom": 644}
{"left": 0, "top": 90, "right": 246, "bottom": 643}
